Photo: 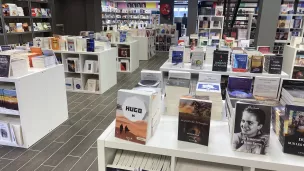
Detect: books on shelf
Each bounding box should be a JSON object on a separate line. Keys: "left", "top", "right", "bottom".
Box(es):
{"left": 66, "top": 58, "right": 81, "bottom": 73}
{"left": 264, "top": 55, "right": 283, "bottom": 74}
{"left": 31, "top": 8, "right": 51, "bottom": 17}
{"left": 281, "top": 87, "right": 304, "bottom": 106}
{"left": 31, "top": 55, "right": 56, "bottom": 68}
{"left": 0, "top": 116, "right": 23, "bottom": 146}
{"left": 212, "top": 50, "right": 229, "bottom": 72}
{"left": 83, "top": 60, "right": 98, "bottom": 73}
{"left": 115, "top": 89, "right": 160, "bottom": 145}
{"left": 73, "top": 78, "right": 82, "bottom": 90}
{"left": 67, "top": 37, "right": 77, "bottom": 52}
{"left": 250, "top": 55, "right": 264, "bottom": 73}
{"left": 231, "top": 102, "right": 271, "bottom": 155}
{"left": 178, "top": 95, "right": 212, "bottom": 146}
{"left": 118, "top": 59, "right": 130, "bottom": 72}
{"left": 85, "top": 79, "right": 98, "bottom": 92}
{"left": 232, "top": 53, "right": 248, "bottom": 72}
{"left": 65, "top": 77, "right": 74, "bottom": 90}
{"left": 0, "top": 87, "right": 19, "bottom": 114}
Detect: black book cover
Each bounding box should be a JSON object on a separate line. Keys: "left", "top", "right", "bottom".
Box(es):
{"left": 67, "top": 60, "right": 76, "bottom": 72}
{"left": 178, "top": 98, "right": 212, "bottom": 146}
{"left": 212, "top": 50, "right": 228, "bottom": 71}
{"left": 283, "top": 105, "right": 304, "bottom": 156}
{"left": 0, "top": 55, "right": 11, "bottom": 77}
{"left": 233, "top": 102, "right": 271, "bottom": 155}
{"left": 265, "top": 56, "right": 283, "bottom": 74}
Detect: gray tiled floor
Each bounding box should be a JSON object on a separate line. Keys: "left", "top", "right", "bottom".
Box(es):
{"left": 0, "top": 53, "right": 168, "bottom": 171}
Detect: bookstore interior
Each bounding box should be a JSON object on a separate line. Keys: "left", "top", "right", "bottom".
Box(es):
{"left": 2, "top": 0, "right": 304, "bottom": 171}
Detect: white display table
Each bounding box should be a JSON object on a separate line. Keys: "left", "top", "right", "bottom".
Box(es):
{"left": 54, "top": 48, "right": 117, "bottom": 94}
{"left": 97, "top": 115, "right": 304, "bottom": 171}
{"left": 0, "top": 65, "right": 68, "bottom": 148}
{"left": 160, "top": 62, "right": 290, "bottom": 78}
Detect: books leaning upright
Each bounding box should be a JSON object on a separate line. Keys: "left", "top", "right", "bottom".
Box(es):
{"left": 212, "top": 50, "right": 229, "bottom": 72}
{"left": 178, "top": 95, "right": 212, "bottom": 146}
{"left": 115, "top": 89, "right": 160, "bottom": 145}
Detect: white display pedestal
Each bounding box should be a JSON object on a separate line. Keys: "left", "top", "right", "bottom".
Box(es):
{"left": 97, "top": 115, "right": 304, "bottom": 171}
{"left": 112, "top": 41, "right": 139, "bottom": 73}
{"left": 282, "top": 45, "right": 304, "bottom": 80}
{"left": 132, "top": 36, "right": 156, "bottom": 60}
{"left": 0, "top": 65, "right": 68, "bottom": 148}
{"left": 54, "top": 48, "right": 117, "bottom": 94}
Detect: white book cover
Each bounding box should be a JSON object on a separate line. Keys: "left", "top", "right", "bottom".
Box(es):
{"left": 37, "top": 23, "right": 44, "bottom": 31}
{"left": 199, "top": 73, "right": 221, "bottom": 83}
{"left": 41, "top": 8, "right": 48, "bottom": 17}
{"left": 42, "top": 37, "right": 51, "bottom": 49}
{"left": 76, "top": 37, "right": 86, "bottom": 52}
{"left": 83, "top": 60, "right": 97, "bottom": 73}
{"left": 67, "top": 37, "right": 76, "bottom": 51}
{"left": 86, "top": 79, "right": 97, "bottom": 92}
{"left": 112, "top": 150, "right": 123, "bottom": 165}
{"left": 10, "top": 123, "right": 23, "bottom": 146}
{"left": 16, "top": 23, "right": 23, "bottom": 32}
{"left": 0, "top": 121, "right": 11, "bottom": 142}
{"left": 65, "top": 77, "right": 74, "bottom": 90}
{"left": 253, "top": 76, "right": 280, "bottom": 99}
{"left": 73, "top": 78, "right": 82, "bottom": 90}
{"left": 10, "top": 58, "right": 28, "bottom": 77}
{"left": 33, "top": 37, "right": 43, "bottom": 47}
{"left": 17, "top": 7, "right": 24, "bottom": 16}
{"left": 7, "top": 4, "right": 18, "bottom": 16}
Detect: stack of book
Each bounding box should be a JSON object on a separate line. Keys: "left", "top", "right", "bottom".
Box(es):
{"left": 106, "top": 150, "right": 171, "bottom": 171}
{"left": 2, "top": 3, "right": 25, "bottom": 16}
{"left": 165, "top": 71, "right": 191, "bottom": 115}
{"left": 176, "top": 158, "right": 242, "bottom": 171}
{"left": 196, "top": 81, "right": 222, "bottom": 120}
{"left": 115, "top": 89, "right": 160, "bottom": 145}
{"left": 281, "top": 87, "right": 304, "bottom": 106}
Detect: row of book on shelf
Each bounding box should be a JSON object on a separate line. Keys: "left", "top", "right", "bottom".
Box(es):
{"left": 277, "top": 17, "right": 303, "bottom": 29}
{"left": 0, "top": 46, "right": 57, "bottom": 78}
{"left": 0, "top": 115, "right": 23, "bottom": 146}
{"left": 66, "top": 58, "right": 99, "bottom": 74}
{"left": 65, "top": 77, "right": 99, "bottom": 92}
{"left": 112, "top": 69, "right": 304, "bottom": 157}
{"left": 5, "top": 22, "right": 51, "bottom": 33}
{"left": 169, "top": 44, "right": 283, "bottom": 75}
{"left": 0, "top": 85, "right": 18, "bottom": 115}
{"left": 2, "top": 3, "right": 51, "bottom": 17}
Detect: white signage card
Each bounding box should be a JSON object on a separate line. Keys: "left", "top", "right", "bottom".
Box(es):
{"left": 253, "top": 76, "right": 281, "bottom": 99}
{"left": 199, "top": 73, "right": 221, "bottom": 83}
{"left": 141, "top": 70, "right": 162, "bottom": 81}
{"left": 169, "top": 70, "right": 191, "bottom": 80}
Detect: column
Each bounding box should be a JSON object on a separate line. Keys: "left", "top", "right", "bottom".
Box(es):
{"left": 254, "top": 0, "right": 281, "bottom": 50}
{"left": 187, "top": 0, "right": 198, "bottom": 36}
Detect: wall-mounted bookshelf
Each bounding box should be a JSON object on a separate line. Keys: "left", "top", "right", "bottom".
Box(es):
{"left": 0, "top": 0, "right": 54, "bottom": 45}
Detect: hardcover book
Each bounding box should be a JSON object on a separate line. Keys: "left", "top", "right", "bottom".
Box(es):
{"left": 232, "top": 53, "right": 248, "bottom": 72}
{"left": 227, "top": 77, "right": 253, "bottom": 99}
{"left": 264, "top": 55, "right": 283, "bottom": 74}
{"left": 212, "top": 50, "right": 229, "bottom": 71}
{"left": 250, "top": 56, "right": 263, "bottom": 73}
{"left": 178, "top": 97, "right": 212, "bottom": 146}
{"left": 0, "top": 55, "right": 11, "bottom": 77}
{"left": 171, "top": 47, "right": 184, "bottom": 68}
{"left": 232, "top": 102, "right": 271, "bottom": 155}
{"left": 283, "top": 105, "right": 304, "bottom": 156}
{"left": 115, "top": 89, "right": 159, "bottom": 145}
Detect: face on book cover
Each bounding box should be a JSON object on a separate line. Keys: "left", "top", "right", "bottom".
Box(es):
{"left": 241, "top": 111, "right": 263, "bottom": 137}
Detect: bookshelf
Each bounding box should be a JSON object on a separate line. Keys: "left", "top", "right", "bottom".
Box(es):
{"left": 98, "top": 115, "right": 304, "bottom": 171}
{"left": 282, "top": 45, "right": 304, "bottom": 80}
{"left": 132, "top": 36, "right": 156, "bottom": 61}
{"left": 112, "top": 40, "right": 139, "bottom": 73}
{"left": 197, "top": 15, "right": 224, "bottom": 40}
{"left": 0, "top": 0, "right": 54, "bottom": 45}
{"left": 0, "top": 65, "right": 68, "bottom": 148}
{"left": 54, "top": 48, "right": 117, "bottom": 94}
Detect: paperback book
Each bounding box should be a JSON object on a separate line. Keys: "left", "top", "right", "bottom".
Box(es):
{"left": 232, "top": 53, "right": 248, "bottom": 72}
{"left": 264, "top": 55, "right": 283, "bottom": 74}
{"left": 178, "top": 96, "right": 212, "bottom": 146}
{"left": 227, "top": 76, "right": 253, "bottom": 99}
{"left": 212, "top": 50, "right": 229, "bottom": 72}
{"left": 250, "top": 56, "right": 264, "bottom": 73}
{"left": 232, "top": 102, "right": 271, "bottom": 155}
{"left": 0, "top": 55, "right": 11, "bottom": 77}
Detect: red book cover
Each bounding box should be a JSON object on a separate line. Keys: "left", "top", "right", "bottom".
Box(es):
{"left": 31, "top": 8, "right": 36, "bottom": 17}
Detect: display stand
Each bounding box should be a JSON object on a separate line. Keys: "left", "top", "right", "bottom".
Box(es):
{"left": 112, "top": 40, "right": 139, "bottom": 73}
{"left": 98, "top": 114, "right": 304, "bottom": 171}
{"left": 54, "top": 48, "right": 117, "bottom": 94}
{"left": 197, "top": 15, "right": 224, "bottom": 39}
{"left": 282, "top": 45, "right": 304, "bottom": 80}
{"left": 0, "top": 65, "right": 68, "bottom": 148}
{"left": 132, "top": 36, "right": 156, "bottom": 60}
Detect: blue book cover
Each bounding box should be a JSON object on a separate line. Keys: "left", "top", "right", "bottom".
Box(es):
{"left": 233, "top": 54, "right": 248, "bottom": 71}
{"left": 172, "top": 51, "right": 183, "bottom": 65}
{"left": 228, "top": 77, "right": 253, "bottom": 91}
{"left": 197, "top": 83, "right": 220, "bottom": 91}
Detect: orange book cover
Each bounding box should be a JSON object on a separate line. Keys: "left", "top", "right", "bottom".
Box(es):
{"left": 28, "top": 53, "right": 39, "bottom": 67}
{"left": 30, "top": 47, "right": 43, "bottom": 55}
{"left": 51, "top": 37, "right": 60, "bottom": 50}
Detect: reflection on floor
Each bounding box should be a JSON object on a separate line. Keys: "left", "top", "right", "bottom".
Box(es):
{"left": 0, "top": 53, "right": 168, "bottom": 171}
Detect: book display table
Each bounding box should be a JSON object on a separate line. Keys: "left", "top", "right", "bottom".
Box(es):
{"left": 97, "top": 115, "right": 304, "bottom": 171}
{"left": 0, "top": 65, "right": 68, "bottom": 148}
{"left": 112, "top": 41, "right": 139, "bottom": 73}
{"left": 132, "top": 36, "right": 156, "bottom": 60}
{"left": 54, "top": 48, "right": 117, "bottom": 94}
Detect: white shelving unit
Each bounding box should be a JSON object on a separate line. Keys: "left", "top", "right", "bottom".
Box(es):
{"left": 0, "top": 65, "right": 68, "bottom": 148}
{"left": 160, "top": 62, "right": 289, "bottom": 78}
{"left": 282, "top": 44, "right": 304, "bottom": 79}
{"left": 54, "top": 48, "right": 117, "bottom": 94}
{"left": 132, "top": 36, "right": 156, "bottom": 60}
{"left": 198, "top": 15, "right": 224, "bottom": 39}
{"left": 98, "top": 115, "right": 304, "bottom": 171}
{"left": 112, "top": 40, "right": 139, "bottom": 73}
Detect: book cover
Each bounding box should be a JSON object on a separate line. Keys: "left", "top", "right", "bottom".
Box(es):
{"left": 284, "top": 105, "right": 304, "bottom": 156}
{"left": 191, "top": 55, "right": 203, "bottom": 69}
{"left": 197, "top": 82, "right": 220, "bottom": 93}
{"left": 67, "top": 38, "right": 76, "bottom": 51}
{"left": 178, "top": 97, "right": 212, "bottom": 146}
{"left": 16, "top": 23, "right": 24, "bottom": 32}
{"left": 115, "top": 90, "right": 152, "bottom": 145}
{"left": 227, "top": 77, "right": 253, "bottom": 99}
{"left": 232, "top": 102, "right": 271, "bottom": 155}
{"left": 212, "top": 50, "right": 228, "bottom": 71}
{"left": 232, "top": 54, "right": 248, "bottom": 72}
{"left": 250, "top": 56, "right": 263, "bottom": 73}
{"left": 51, "top": 37, "right": 60, "bottom": 50}
{"left": 0, "top": 121, "right": 11, "bottom": 142}
{"left": 31, "top": 8, "right": 36, "bottom": 17}
{"left": 171, "top": 50, "right": 183, "bottom": 66}
{"left": 67, "top": 59, "right": 78, "bottom": 72}
{"left": 264, "top": 55, "right": 283, "bottom": 74}
{"left": 9, "top": 23, "right": 16, "bottom": 32}
{"left": 3, "top": 89, "right": 18, "bottom": 111}
{"left": 0, "top": 55, "right": 11, "bottom": 77}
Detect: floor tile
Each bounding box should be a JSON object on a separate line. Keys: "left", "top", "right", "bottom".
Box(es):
{"left": 52, "top": 156, "right": 79, "bottom": 171}
{"left": 1, "top": 150, "right": 38, "bottom": 171}
{"left": 70, "top": 148, "right": 97, "bottom": 171}
{"left": 55, "top": 120, "right": 89, "bottom": 143}
{"left": 35, "top": 165, "right": 55, "bottom": 171}
{"left": 2, "top": 148, "right": 26, "bottom": 160}
{"left": 77, "top": 116, "right": 105, "bottom": 136}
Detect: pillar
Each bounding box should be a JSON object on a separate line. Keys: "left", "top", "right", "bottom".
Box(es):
{"left": 187, "top": 0, "right": 198, "bottom": 36}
